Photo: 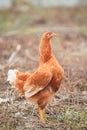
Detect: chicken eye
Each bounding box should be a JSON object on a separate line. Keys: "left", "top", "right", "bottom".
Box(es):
{"left": 47, "top": 34, "right": 50, "bottom": 39}
{"left": 47, "top": 34, "right": 49, "bottom": 37}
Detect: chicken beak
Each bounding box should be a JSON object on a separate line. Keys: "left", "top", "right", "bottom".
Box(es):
{"left": 51, "top": 33, "right": 57, "bottom": 38}
{"left": 47, "top": 32, "right": 57, "bottom": 39}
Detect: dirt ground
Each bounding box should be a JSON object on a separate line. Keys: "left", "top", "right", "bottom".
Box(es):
{"left": 0, "top": 7, "right": 87, "bottom": 130}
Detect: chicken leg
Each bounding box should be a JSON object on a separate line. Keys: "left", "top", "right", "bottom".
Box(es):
{"left": 39, "top": 108, "right": 45, "bottom": 122}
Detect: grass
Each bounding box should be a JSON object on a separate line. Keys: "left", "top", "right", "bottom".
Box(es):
{"left": 0, "top": 6, "right": 87, "bottom": 36}
{"left": 1, "top": 107, "right": 87, "bottom": 130}
{"left": 63, "top": 109, "right": 87, "bottom": 130}
{"left": 46, "top": 104, "right": 87, "bottom": 130}
{"left": 78, "top": 26, "right": 87, "bottom": 36}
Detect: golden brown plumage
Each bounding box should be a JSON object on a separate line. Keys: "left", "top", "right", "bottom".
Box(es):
{"left": 7, "top": 32, "right": 64, "bottom": 122}
{"left": 14, "top": 71, "right": 30, "bottom": 95}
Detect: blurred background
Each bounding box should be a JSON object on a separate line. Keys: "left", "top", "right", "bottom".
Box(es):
{"left": 0, "top": 0, "right": 87, "bottom": 130}
{"left": 0, "top": 0, "right": 87, "bottom": 35}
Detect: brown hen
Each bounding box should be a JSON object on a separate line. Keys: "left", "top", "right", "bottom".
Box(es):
{"left": 7, "top": 32, "right": 64, "bottom": 122}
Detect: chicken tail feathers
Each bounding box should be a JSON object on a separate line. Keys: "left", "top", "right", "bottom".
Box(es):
{"left": 7, "top": 69, "right": 18, "bottom": 84}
